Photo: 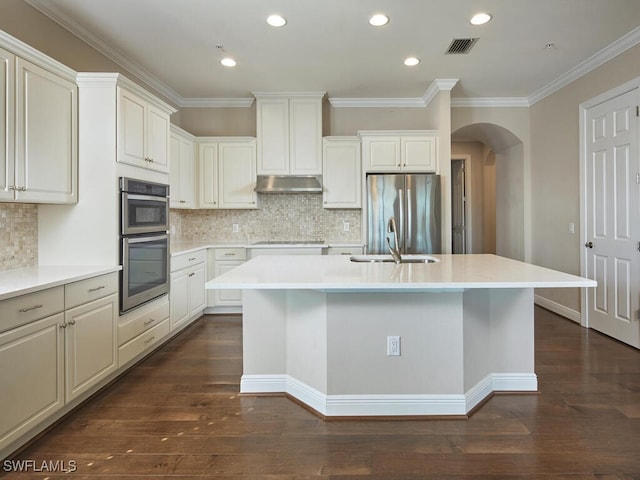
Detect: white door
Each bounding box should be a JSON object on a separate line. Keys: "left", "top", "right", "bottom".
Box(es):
{"left": 451, "top": 159, "right": 466, "bottom": 254}
{"left": 584, "top": 88, "right": 640, "bottom": 348}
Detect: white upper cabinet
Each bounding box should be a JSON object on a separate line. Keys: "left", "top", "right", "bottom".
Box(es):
{"left": 198, "top": 138, "right": 257, "bottom": 209}
{"left": 0, "top": 36, "right": 77, "bottom": 204}
{"left": 322, "top": 137, "right": 361, "bottom": 209}
{"left": 169, "top": 125, "right": 196, "bottom": 209}
{"left": 254, "top": 92, "right": 325, "bottom": 175}
{"left": 117, "top": 83, "right": 173, "bottom": 173}
{"left": 360, "top": 131, "right": 439, "bottom": 173}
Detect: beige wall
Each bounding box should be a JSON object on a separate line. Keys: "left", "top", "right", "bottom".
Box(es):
{"left": 327, "top": 106, "right": 438, "bottom": 136}
{"left": 451, "top": 141, "right": 494, "bottom": 254}
{"left": 451, "top": 107, "right": 531, "bottom": 261}
{"left": 531, "top": 43, "right": 640, "bottom": 313}
{"left": 177, "top": 106, "right": 256, "bottom": 136}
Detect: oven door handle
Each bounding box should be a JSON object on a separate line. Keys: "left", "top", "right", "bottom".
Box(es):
{"left": 124, "top": 234, "right": 169, "bottom": 244}
{"left": 124, "top": 193, "right": 168, "bottom": 203}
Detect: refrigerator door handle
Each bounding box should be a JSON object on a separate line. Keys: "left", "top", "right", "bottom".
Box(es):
{"left": 398, "top": 188, "right": 405, "bottom": 252}
{"left": 406, "top": 188, "right": 412, "bottom": 250}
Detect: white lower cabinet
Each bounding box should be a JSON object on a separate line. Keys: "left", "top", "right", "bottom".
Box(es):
{"left": 0, "top": 312, "right": 64, "bottom": 452}
{"left": 0, "top": 272, "right": 118, "bottom": 454}
{"left": 118, "top": 296, "right": 170, "bottom": 367}
{"left": 170, "top": 250, "right": 206, "bottom": 330}
{"left": 208, "top": 247, "right": 246, "bottom": 308}
{"left": 64, "top": 293, "right": 118, "bottom": 402}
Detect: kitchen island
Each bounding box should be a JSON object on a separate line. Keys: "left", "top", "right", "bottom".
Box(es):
{"left": 206, "top": 254, "right": 595, "bottom": 417}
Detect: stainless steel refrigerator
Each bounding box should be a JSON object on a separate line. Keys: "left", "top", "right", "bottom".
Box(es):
{"left": 366, "top": 174, "right": 441, "bottom": 254}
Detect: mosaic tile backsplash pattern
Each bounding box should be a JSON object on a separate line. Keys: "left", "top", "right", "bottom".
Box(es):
{"left": 0, "top": 204, "right": 38, "bottom": 270}
{"left": 171, "top": 193, "right": 362, "bottom": 243}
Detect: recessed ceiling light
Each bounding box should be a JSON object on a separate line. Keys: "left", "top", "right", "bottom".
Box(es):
{"left": 220, "top": 57, "right": 237, "bottom": 67}
{"left": 470, "top": 12, "right": 492, "bottom": 25}
{"left": 369, "top": 14, "right": 389, "bottom": 26}
{"left": 404, "top": 57, "right": 420, "bottom": 66}
{"left": 267, "top": 14, "right": 287, "bottom": 27}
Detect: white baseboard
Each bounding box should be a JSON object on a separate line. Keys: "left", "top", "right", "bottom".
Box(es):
{"left": 240, "top": 373, "right": 537, "bottom": 417}
{"left": 534, "top": 294, "right": 581, "bottom": 323}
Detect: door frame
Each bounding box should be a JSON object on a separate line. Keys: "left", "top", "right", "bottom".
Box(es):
{"left": 451, "top": 155, "right": 472, "bottom": 254}
{"left": 579, "top": 75, "right": 640, "bottom": 328}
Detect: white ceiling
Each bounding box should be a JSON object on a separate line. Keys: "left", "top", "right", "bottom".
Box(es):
{"left": 25, "top": 0, "right": 640, "bottom": 107}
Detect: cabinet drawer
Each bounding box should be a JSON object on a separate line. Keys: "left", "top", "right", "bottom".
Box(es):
{"left": 214, "top": 248, "right": 246, "bottom": 261}
{"left": 0, "top": 286, "right": 64, "bottom": 333}
{"left": 118, "top": 317, "right": 170, "bottom": 367}
{"left": 328, "top": 246, "right": 364, "bottom": 256}
{"left": 118, "top": 297, "right": 170, "bottom": 346}
{"left": 171, "top": 249, "right": 206, "bottom": 272}
{"left": 65, "top": 272, "right": 119, "bottom": 310}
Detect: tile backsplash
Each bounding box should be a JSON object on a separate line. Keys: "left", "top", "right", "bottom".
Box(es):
{"left": 171, "top": 193, "right": 362, "bottom": 243}
{"left": 0, "top": 204, "right": 38, "bottom": 270}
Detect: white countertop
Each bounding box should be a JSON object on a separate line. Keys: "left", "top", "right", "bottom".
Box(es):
{"left": 171, "top": 241, "right": 364, "bottom": 255}
{"left": 206, "top": 254, "right": 596, "bottom": 291}
{"left": 0, "top": 265, "right": 121, "bottom": 301}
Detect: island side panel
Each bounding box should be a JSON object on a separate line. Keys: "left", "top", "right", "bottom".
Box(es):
{"left": 286, "top": 290, "right": 328, "bottom": 393}
{"left": 462, "top": 289, "right": 492, "bottom": 392}
{"left": 325, "top": 292, "right": 465, "bottom": 395}
{"left": 489, "top": 288, "right": 536, "bottom": 388}
{"left": 241, "top": 290, "right": 287, "bottom": 392}
{"left": 462, "top": 288, "right": 536, "bottom": 393}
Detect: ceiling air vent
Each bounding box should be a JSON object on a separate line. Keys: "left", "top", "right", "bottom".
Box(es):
{"left": 445, "top": 37, "right": 479, "bottom": 55}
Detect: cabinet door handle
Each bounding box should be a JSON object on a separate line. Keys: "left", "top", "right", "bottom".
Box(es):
{"left": 88, "top": 285, "right": 106, "bottom": 293}
{"left": 67, "top": 319, "right": 76, "bottom": 325}
{"left": 60, "top": 322, "right": 67, "bottom": 329}
{"left": 19, "top": 304, "right": 43, "bottom": 313}
{"left": 188, "top": 257, "right": 197, "bottom": 261}
{"left": 144, "top": 318, "right": 156, "bottom": 326}
{"left": 188, "top": 272, "right": 195, "bottom": 277}
{"left": 144, "top": 336, "right": 156, "bottom": 345}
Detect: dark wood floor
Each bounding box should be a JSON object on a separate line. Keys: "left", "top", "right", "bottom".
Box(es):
{"left": 4, "top": 307, "right": 640, "bottom": 479}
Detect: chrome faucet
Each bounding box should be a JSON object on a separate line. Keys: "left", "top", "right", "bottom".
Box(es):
{"left": 386, "top": 217, "right": 402, "bottom": 264}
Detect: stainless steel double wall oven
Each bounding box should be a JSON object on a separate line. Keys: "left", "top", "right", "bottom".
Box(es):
{"left": 119, "top": 177, "right": 170, "bottom": 313}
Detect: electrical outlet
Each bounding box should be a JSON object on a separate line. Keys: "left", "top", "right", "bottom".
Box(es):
{"left": 232, "top": 224, "right": 239, "bottom": 233}
{"left": 387, "top": 336, "right": 401, "bottom": 356}
{"left": 343, "top": 221, "right": 350, "bottom": 232}
{"left": 568, "top": 222, "right": 575, "bottom": 235}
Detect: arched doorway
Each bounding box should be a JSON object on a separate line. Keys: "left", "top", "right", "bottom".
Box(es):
{"left": 451, "top": 123, "right": 525, "bottom": 260}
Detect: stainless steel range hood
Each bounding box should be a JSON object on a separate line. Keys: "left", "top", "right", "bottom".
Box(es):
{"left": 254, "top": 175, "right": 323, "bottom": 193}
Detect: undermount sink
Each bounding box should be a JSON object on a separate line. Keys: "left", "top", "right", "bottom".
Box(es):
{"left": 350, "top": 254, "right": 439, "bottom": 264}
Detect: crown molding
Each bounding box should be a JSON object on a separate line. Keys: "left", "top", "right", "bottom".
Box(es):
{"left": 23, "top": 1, "right": 640, "bottom": 110}
{"left": 328, "top": 97, "right": 426, "bottom": 108}
{"left": 451, "top": 97, "right": 530, "bottom": 108}
{"left": 25, "top": 0, "right": 182, "bottom": 107}
{"left": 528, "top": 25, "right": 640, "bottom": 105}
{"left": 329, "top": 79, "right": 460, "bottom": 108}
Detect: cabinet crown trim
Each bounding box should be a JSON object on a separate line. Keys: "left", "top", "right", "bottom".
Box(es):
{"left": 252, "top": 91, "right": 326, "bottom": 99}
{"left": 77, "top": 72, "right": 176, "bottom": 114}
{"left": 0, "top": 30, "right": 77, "bottom": 81}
